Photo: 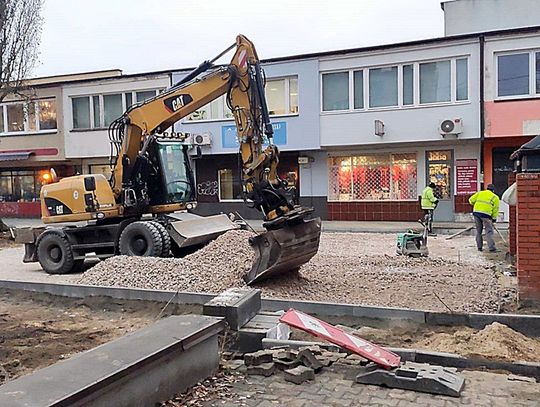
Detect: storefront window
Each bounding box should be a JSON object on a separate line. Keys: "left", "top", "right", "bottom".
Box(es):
{"left": 218, "top": 168, "right": 243, "bottom": 201}
{"left": 427, "top": 150, "right": 452, "bottom": 200}
{"left": 0, "top": 169, "right": 46, "bottom": 202}
{"left": 328, "top": 153, "right": 417, "bottom": 201}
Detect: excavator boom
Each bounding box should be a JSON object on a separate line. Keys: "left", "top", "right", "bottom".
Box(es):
{"left": 37, "top": 35, "right": 321, "bottom": 284}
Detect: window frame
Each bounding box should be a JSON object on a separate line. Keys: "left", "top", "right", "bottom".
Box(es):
{"left": 70, "top": 89, "right": 161, "bottom": 130}
{"left": 182, "top": 76, "right": 300, "bottom": 123}
{"left": 217, "top": 167, "right": 244, "bottom": 202}
{"left": 0, "top": 98, "right": 58, "bottom": 136}
{"left": 320, "top": 56, "right": 470, "bottom": 114}
{"left": 327, "top": 152, "right": 418, "bottom": 202}
{"left": 495, "top": 49, "right": 539, "bottom": 100}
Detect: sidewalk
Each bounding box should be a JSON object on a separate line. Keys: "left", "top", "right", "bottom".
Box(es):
{"left": 2, "top": 217, "right": 508, "bottom": 234}
{"left": 244, "top": 219, "right": 509, "bottom": 234}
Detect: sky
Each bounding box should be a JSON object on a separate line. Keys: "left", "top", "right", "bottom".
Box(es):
{"left": 34, "top": 0, "right": 445, "bottom": 78}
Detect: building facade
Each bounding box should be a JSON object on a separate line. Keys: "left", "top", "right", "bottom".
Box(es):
{"left": 62, "top": 71, "right": 171, "bottom": 177}
{"left": 482, "top": 29, "right": 540, "bottom": 220}
{"left": 0, "top": 71, "right": 123, "bottom": 217}
{"left": 174, "top": 36, "right": 482, "bottom": 222}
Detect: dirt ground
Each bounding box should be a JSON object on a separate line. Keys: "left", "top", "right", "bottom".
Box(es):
{"left": 0, "top": 289, "right": 201, "bottom": 384}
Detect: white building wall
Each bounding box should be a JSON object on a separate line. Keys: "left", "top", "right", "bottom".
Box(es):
{"left": 62, "top": 75, "right": 170, "bottom": 159}
{"left": 319, "top": 40, "right": 481, "bottom": 147}
{"left": 443, "top": 0, "right": 540, "bottom": 36}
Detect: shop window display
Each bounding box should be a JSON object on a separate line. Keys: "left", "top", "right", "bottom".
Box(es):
{"left": 328, "top": 153, "right": 417, "bottom": 201}
{"left": 0, "top": 170, "right": 46, "bottom": 202}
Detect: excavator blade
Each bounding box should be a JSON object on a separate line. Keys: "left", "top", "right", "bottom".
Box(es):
{"left": 243, "top": 217, "right": 321, "bottom": 285}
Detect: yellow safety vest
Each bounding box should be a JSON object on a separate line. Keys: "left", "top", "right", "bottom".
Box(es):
{"left": 421, "top": 187, "right": 437, "bottom": 209}
{"left": 469, "top": 190, "right": 500, "bottom": 219}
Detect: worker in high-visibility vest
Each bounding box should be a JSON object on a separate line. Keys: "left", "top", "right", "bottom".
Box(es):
{"left": 421, "top": 182, "right": 438, "bottom": 234}
{"left": 469, "top": 184, "right": 500, "bottom": 252}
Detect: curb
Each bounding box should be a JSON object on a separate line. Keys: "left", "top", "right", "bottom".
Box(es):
{"left": 0, "top": 279, "right": 538, "bottom": 337}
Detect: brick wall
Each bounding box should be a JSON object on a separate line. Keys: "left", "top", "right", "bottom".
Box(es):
{"left": 516, "top": 173, "right": 540, "bottom": 306}
{"left": 0, "top": 202, "right": 41, "bottom": 218}
{"left": 508, "top": 172, "right": 517, "bottom": 256}
{"left": 327, "top": 201, "right": 424, "bottom": 221}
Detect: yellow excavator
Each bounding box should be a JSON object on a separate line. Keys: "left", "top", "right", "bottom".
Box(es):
{"left": 20, "top": 35, "right": 321, "bottom": 285}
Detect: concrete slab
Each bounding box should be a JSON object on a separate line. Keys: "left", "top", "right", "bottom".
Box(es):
{"left": 0, "top": 315, "right": 225, "bottom": 407}
{"left": 203, "top": 287, "right": 261, "bottom": 330}
{"left": 355, "top": 362, "right": 465, "bottom": 397}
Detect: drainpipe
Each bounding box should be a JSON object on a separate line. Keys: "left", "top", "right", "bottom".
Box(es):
{"left": 479, "top": 35, "right": 485, "bottom": 189}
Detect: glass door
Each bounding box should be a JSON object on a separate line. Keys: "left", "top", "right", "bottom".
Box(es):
{"left": 426, "top": 150, "right": 454, "bottom": 221}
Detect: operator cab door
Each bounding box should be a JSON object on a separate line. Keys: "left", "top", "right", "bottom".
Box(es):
{"left": 426, "top": 150, "right": 454, "bottom": 221}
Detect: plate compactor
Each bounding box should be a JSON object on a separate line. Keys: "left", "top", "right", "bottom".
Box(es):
{"left": 396, "top": 215, "right": 430, "bottom": 257}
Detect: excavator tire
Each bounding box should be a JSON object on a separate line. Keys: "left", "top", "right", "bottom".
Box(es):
{"left": 149, "top": 221, "right": 171, "bottom": 257}
{"left": 119, "top": 221, "right": 163, "bottom": 257}
{"left": 37, "top": 230, "right": 78, "bottom": 274}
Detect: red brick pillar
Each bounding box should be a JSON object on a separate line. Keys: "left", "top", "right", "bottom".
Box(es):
{"left": 516, "top": 173, "right": 540, "bottom": 306}
{"left": 508, "top": 172, "right": 517, "bottom": 256}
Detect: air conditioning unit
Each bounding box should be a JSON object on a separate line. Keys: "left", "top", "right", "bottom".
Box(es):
{"left": 192, "top": 133, "right": 211, "bottom": 146}
{"left": 439, "top": 118, "right": 463, "bottom": 136}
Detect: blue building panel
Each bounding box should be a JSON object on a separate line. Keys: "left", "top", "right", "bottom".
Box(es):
{"left": 221, "top": 122, "right": 287, "bottom": 148}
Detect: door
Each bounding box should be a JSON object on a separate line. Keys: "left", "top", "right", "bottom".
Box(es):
{"left": 426, "top": 150, "right": 454, "bottom": 221}
{"left": 492, "top": 147, "right": 515, "bottom": 196}
{"left": 492, "top": 147, "right": 515, "bottom": 221}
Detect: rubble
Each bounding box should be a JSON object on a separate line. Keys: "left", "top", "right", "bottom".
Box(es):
{"left": 78, "top": 231, "right": 510, "bottom": 313}
{"left": 246, "top": 362, "right": 275, "bottom": 377}
{"left": 284, "top": 365, "right": 315, "bottom": 384}
{"left": 243, "top": 350, "right": 273, "bottom": 366}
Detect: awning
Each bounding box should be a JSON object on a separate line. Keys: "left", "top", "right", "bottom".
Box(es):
{"left": 510, "top": 135, "right": 540, "bottom": 160}
{"left": 0, "top": 151, "right": 33, "bottom": 162}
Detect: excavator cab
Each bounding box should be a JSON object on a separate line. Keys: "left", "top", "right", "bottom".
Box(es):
{"left": 146, "top": 140, "right": 195, "bottom": 206}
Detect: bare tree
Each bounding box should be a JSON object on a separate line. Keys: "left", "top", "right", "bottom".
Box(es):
{"left": 0, "top": 0, "right": 43, "bottom": 103}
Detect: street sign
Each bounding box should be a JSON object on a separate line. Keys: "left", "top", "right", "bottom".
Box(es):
{"left": 279, "top": 309, "right": 401, "bottom": 369}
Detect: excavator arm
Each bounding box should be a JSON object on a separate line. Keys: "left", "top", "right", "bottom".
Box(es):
{"left": 109, "top": 35, "right": 321, "bottom": 284}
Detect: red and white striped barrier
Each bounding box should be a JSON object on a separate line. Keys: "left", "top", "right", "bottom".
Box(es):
{"left": 280, "top": 309, "right": 401, "bottom": 369}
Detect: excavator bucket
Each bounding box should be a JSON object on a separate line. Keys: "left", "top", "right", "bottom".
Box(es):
{"left": 243, "top": 217, "right": 321, "bottom": 285}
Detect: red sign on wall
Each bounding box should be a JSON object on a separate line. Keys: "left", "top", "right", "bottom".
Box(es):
{"left": 456, "top": 159, "right": 478, "bottom": 195}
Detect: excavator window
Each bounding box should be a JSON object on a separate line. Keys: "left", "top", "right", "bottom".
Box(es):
{"left": 156, "top": 142, "right": 193, "bottom": 204}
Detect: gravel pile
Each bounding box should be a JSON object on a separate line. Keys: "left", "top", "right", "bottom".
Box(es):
{"left": 78, "top": 230, "right": 508, "bottom": 313}
{"left": 78, "top": 229, "right": 255, "bottom": 293}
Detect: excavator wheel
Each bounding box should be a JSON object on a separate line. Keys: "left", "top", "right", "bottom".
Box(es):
{"left": 37, "top": 230, "right": 81, "bottom": 274}
{"left": 149, "top": 221, "right": 171, "bottom": 257}
{"left": 119, "top": 221, "right": 163, "bottom": 257}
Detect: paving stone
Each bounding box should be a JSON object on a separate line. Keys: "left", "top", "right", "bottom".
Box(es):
{"left": 247, "top": 362, "right": 275, "bottom": 377}
{"left": 284, "top": 366, "right": 315, "bottom": 385}
{"left": 274, "top": 358, "right": 301, "bottom": 371}
{"left": 244, "top": 350, "right": 274, "bottom": 366}
{"left": 298, "top": 345, "right": 323, "bottom": 355}
{"left": 297, "top": 349, "right": 324, "bottom": 373}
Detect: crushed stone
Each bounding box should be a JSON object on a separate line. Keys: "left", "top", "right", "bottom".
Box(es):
{"left": 78, "top": 230, "right": 510, "bottom": 313}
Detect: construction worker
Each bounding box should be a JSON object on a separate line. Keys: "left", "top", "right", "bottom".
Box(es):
{"left": 469, "top": 184, "right": 500, "bottom": 252}
{"left": 421, "top": 182, "right": 438, "bottom": 234}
